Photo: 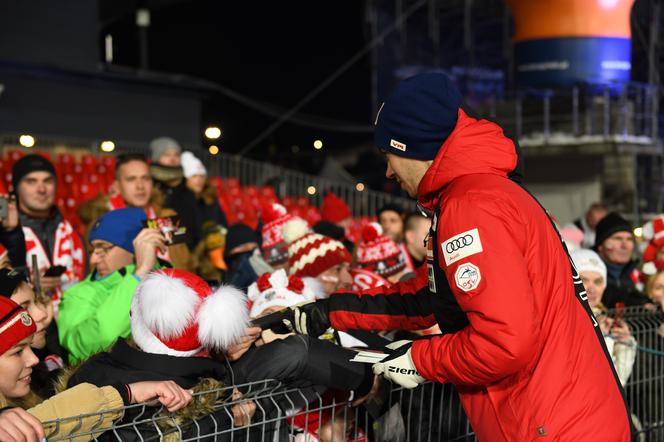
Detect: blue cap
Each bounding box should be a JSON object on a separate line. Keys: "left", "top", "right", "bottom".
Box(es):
{"left": 89, "top": 208, "right": 147, "bottom": 254}
{"left": 374, "top": 73, "right": 463, "bottom": 161}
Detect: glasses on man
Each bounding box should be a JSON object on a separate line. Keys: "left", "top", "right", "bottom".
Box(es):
{"left": 89, "top": 244, "right": 116, "bottom": 257}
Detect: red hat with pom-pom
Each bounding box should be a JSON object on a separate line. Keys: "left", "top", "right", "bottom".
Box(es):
{"left": 130, "top": 268, "right": 249, "bottom": 357}
{"left": 261, "top": 203, "right": 303, "bottom": 265}
{"left": 356, "top": 222, "right": 406, "bottom": 277}
{"left": 642, "top": 215, "right": 664, "bottom": 263}
{"left": 283, "top": 218, "right": 351, "bottom": 278}
{"left": 320, "top": 192, "right": 351, "bottom": 224}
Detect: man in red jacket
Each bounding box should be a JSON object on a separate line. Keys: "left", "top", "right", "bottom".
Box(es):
{"left": 288, "top": 73, "right": 633, "bottom": 441}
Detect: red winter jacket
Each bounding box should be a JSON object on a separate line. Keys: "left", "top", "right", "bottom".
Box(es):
{"left": 328, "top": 109, "right": 632, "bottom": 441}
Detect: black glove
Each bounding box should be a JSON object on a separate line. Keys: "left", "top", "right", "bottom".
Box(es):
{"left": 283, "top": 299, "right": 331, "bottom": 337}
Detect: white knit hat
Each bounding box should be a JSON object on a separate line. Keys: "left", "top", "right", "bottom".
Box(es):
{"left": 571, "top": 249, "right": 607, "bottom": 283}
{"left": 131, "top": 268, "right": 248, "bottom": 357}
{"left": 247, "top": 269, "right": 322, "bottom": 318}
{"left": 181, "top": 151, "right": 207, "bottom": 178}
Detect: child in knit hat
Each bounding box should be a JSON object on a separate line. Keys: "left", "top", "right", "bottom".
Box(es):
{"left": 283, "top": 218, "right": 352, "bottom": 296}
{"left": 244, "top": 271, "right": 373, "bottom": 442}
{"left": 63, "top": 268, "right": 258, "bottom": 439}
{"left": 260, "top": 203, "right": 302, "bottom": 270}
{"left": 355, "top": 222, "right": 408, "bottom": 285}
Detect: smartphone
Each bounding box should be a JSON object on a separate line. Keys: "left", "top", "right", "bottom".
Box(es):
{"left": 44, "top": 265, "right": 66, "bottom": 277}
{"left": 0, "top": 197, "right": 7, "bottom": 219}
{"left": 143, "top": 216, "right": 187, "bottom": 245}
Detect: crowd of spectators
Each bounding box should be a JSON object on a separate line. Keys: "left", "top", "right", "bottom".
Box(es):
{"left": 0, "top": 137, "right": 662, "bottom": 441}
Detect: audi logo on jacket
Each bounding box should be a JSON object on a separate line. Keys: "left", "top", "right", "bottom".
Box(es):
{"left": 326, "top": 109, "right": 633, "bottom": 441}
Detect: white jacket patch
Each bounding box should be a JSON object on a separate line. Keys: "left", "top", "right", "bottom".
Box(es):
{"left": 442, "top": 228, "right": 483, "bottom": 266}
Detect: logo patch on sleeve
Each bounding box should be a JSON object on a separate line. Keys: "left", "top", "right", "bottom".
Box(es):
{"left": 441, "top": 228, "right": 483, "bottom": 265}
{"left": 454, "top": 263, "right": 481, "bottom": 292}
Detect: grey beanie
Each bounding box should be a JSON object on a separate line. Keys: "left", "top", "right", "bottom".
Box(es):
{"left": 149, "top": 137, "right": 182, "bottom": 162}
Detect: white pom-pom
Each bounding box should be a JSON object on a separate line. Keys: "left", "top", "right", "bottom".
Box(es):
{"left": 269, "top": 269, "right": 289, "bottom": 288}
{"left": 643, "top": 261, "right": 657, "bottom": 276}
{"left": 302, "top": 277, "right": 326, "bottom": 300}
{"left": 642, "top": 221, "right": 654, "bottom": 241}
{"left": 283, "top": 218, "right": 310, "bottom": 244}
{"left": 134, "top": 272, "right": 199, "bottom": 339}
{"left": 198, "top": 285, "right": 249, "bottom": 350}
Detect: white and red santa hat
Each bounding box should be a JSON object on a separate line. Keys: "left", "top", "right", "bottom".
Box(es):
{"left": 247, "top": 269, "right": 323, "bottom": 318}
{"left": 130, "top": 268, "right": 249, "bottom": 357}
{"left": 356, "top": 222, "right": 406, "bottom": 277}
{"left": 260, "top": 203, "right": 302, "bottom": 266}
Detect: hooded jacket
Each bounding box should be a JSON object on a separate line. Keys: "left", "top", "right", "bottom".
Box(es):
{"left": 325, "top": 109, "right": 633, "bottom": 441}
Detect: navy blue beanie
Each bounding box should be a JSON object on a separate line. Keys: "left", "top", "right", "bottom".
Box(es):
{"left": 89, "top": 208, "right": 147, "bottom": 254}
{"left": 374, "top": 73, "right": 463, "bottom": 161}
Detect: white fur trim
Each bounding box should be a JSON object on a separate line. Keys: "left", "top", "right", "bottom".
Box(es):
{"left": 198, "top": 285, "right": 249, "bottom": 350}
{"left": 133, "top": 272, "right": 200, "bottom": 339}
{"left": 130, "top": 295, "right": 201, "bottom": 357}
{"left": 283, "top": 219, "right": 310, "bottom": 244}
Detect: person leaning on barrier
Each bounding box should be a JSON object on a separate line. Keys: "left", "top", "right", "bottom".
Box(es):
{"left": 283, "top": 73, "right": 634, "bottom": 441}
{"left": 57, "top": 208, "right": 170, "bottom": 364}
{"left": 571, "top": 248, "right": 637, "bottom": 386}
{"left": 0, "top": 268, "right": 66, "bottom": 397}
{"left": 0, "top": 297, "right": 192, "bottom": 442}
{"left": 64, "top": 269, "right": 258, "bottom": 440}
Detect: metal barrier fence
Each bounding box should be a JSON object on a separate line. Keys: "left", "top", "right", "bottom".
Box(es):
{"left": 619, "top": 306, "right": 664, "bottom": 440}
{"left": 41, "top": 307, "right": 664, "bottom": 441}
{"left": 208, "top": 154, "right": 414, "bottom": 217}
{"left": 42, "top": 380, "right": 474, "bottom": 442}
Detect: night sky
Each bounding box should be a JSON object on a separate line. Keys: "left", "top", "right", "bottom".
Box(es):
{"left": 104, "top": 1, "right": 374, "bottom": 158}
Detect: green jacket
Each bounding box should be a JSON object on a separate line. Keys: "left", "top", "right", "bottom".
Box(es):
{"left": 57, "top": 264, "right": 161, "bottom": 363}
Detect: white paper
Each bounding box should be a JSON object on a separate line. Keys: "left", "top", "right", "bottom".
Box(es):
{"left": 350, "top": 351, "right": 389, "bottom": 364}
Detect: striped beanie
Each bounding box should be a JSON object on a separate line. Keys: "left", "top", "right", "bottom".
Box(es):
{"left": 261, "top": 203, "right": 302, "bottom": 266}
{"left": 356, "top": 222, "right": 406, "bottom": 277}
{"left": 283, "top": 218, "right": 351, "bottom": 278}
{"left": 0, "top": 297, "right": 36, "bottom": 355}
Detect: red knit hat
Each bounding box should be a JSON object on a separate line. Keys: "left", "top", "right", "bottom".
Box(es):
{"left": 356, "top": 222, "right": 406, "bottom": 277}
{"left": 643, "top": 215, "right": 664, "bottom": 262}
{"left": 0, "top": 297, "right": 36, "bottom": 355}
{"left": 261, "top": 203, "right": 302, "bottom": 265}
{"left": 130, "top": 269, "right": 249, "bottom": 357}
{"left": 320, "top": 192, "right": 351, "bottom": 224}
{"left": 283, "top": 218, "right": 351, "bottom": 278}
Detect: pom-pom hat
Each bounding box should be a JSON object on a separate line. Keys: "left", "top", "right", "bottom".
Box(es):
{"left": 356, "top": 222, "right": 406, "bottom": 277}
{"left": 261, "top": 203, "right": 301, "bottom": 265}
{"left": 247, "top": 269, "right": 323, "bottom": 318}
{"left": 320, "top": 192, "right": 351, "bottom": 224}
{"left": 131, "top": 268, "right": 249, "bottom": 357}
{"left": 283, "top": 218, "right": 351, "bottom": 278}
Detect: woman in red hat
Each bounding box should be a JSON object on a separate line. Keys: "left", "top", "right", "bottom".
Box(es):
{"left": 0, "top": 296, "right": 193, "bottom": 441}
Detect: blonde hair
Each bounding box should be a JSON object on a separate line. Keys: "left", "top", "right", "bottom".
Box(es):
{"left": 0, "top": 389, "right": 42, "bottom": 409}
{"left": 645, "top": 269, "right": 664, "bottom": 301}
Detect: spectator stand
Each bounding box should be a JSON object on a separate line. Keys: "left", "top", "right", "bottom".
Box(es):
{"left": 0, "top": 137, "right": 415, "bottom": 242}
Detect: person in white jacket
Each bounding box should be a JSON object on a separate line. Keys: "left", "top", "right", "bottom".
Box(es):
{"left": 571, "top": 248, "right": 637, "bottom": 386}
